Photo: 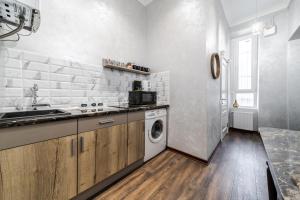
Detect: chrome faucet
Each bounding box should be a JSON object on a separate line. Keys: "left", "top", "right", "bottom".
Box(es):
{"left": 31, "top": 84, "right": 39, "bottom": 105}
{"left": 31, "top": 84, "right": 51, "bottom": 110}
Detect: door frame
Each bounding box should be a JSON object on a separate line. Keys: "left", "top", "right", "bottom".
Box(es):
{"left": 220, "top": 51, "right": 230, "bottom": 141}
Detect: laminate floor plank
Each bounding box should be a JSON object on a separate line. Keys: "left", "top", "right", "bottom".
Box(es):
{"left": 95, "top": 130, "right": 269, "bottom": 200}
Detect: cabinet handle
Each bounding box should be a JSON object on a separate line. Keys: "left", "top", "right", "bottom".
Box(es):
{"left": 80, "top": 137, "right": 84, "bottom": 153}
{"left": 98, "top": 119, "right": 115, "bottom": 125}
{"left": 71, "top": 139, "right": 76, "bottom": 157}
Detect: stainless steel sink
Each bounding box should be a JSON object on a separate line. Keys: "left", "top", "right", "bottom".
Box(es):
{"left": 0, "top": 109, "right": 71, "bottom": 121}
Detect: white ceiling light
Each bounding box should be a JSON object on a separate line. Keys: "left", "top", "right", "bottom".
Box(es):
{"left": 252, "top": 0, "right": 264, "bottom": 35}
{"left": 263, "top": 16, "right": 277, "bottom": 37}
{"left": 137, "top": 0, "right": 153, "bottom": 6}
{"left": 252, "top": 22, "right": 265, "bottom": 35}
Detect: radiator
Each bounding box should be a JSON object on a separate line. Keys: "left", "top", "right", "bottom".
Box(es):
{"left": 233, "top": 111, "right": 254, "bottom": 131}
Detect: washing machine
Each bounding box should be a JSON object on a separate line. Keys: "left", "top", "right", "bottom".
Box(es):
{"left": 144, "top": 109, "right": 167, "bottom": 162}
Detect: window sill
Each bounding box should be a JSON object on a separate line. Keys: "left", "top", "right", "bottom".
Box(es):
{"left": 231, "top": 107, "right": 258, "bottom": 112}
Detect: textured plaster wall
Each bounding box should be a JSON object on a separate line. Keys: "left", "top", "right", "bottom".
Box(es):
{"left": 206, "top": 0, "right": 230, "bottom": 158}
{"left": 146, "top": 0, "right": 230, "bottom": 160}
{"left": 0, "top": 0, "right": 230, "bottom": 160}
{"left": 287, "top": 0, "right": 300, "bottom": 131}
{"left": 231, "top": 10, "right": 289, "bottom": 129}
{"left": 287, "top": 40, "right": 300, "bottom": 130}
{"left": 1, "top": 0, "right": 147, "bottom": 66}
{"left": 231, "top": 7, "right": 300, "bottom": 131}
{"left": 146, "top": 0, "right": 208, "bottom": 159}
{"left": 258, "top": 11, "right": 289, "bottom": 129}
{"left": 288, "top": 0, "right": 300, "bottom": 39}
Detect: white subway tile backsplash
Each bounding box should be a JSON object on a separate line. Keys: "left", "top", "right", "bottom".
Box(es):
{"left": 2, "top": 88, "right": 23, "bottom": 97}
{"left": 50, "top": 89, "right": 71, "bottom": 97}
{"left": 23, "top": 88, "right": 49, "bottom": 97}
{"left": 71, "top": 90, "right": 87, "bottom": 97}
{"left": 71, "top": 83, "right": 89, "bottom": 90}
{"left": 0, "top": 58, "right": 22, "bottom": 69}
{"left": 72, "top": 76, "right": 90, "bottom": 84}
{"left": 50, "top": 81, "right": 71, "bottom": 89}
{"left": 3, "top": 68, "right": 22, "bottom": 78}
{"left": 49, "top": 58, "right": 71, "bottom": 67}
{"left": 0, "top": 48, "right": 170, "bottom": 111}
{"left": 0, "top": 97, "right": 23, "bottom": 107}
{"left": 23, "top": 79, "right": 51, "bottom": 89}
{"left": 23, "top": 70, "right": 50, "bottom": 81}
{"left": 3, "top": 78, "right": 23, "bottom": 88}
{"left": 25, "top": 62, "right": 50, "bottom": 72}
{"left": 23, "top": 51, "right": 50, "bottom": 63}
{"left": 51, "top": 97, "right": 72, "bottom": 105}
{"left": 50, "top": 73, "right": 73, "bottom": 82}
{"left": 4, "top": 48, "right": 22, "bottom": 60}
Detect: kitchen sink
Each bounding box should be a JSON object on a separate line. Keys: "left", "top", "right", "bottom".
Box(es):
{"left": 0, "top": 109, "right": 71, "bottom": 121}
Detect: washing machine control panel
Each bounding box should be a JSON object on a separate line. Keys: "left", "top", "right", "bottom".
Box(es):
{"left": 145, "top": 109, "right": 167, "bottom": 119}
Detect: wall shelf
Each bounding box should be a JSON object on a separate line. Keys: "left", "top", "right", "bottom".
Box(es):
{"left": 103, "top": 65, "right": 151, "bottom": 75}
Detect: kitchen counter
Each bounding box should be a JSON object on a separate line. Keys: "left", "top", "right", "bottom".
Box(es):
{"left": 260, "top": 127, "right": 300, "bottom": 200}
{"left": 0, "top": 104, "right": 169, "bottom": 129}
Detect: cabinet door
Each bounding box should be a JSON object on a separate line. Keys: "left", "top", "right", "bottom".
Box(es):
{"left": 128, "top": 120, "right": 145, "bottom": 165}
{"left": 0, "top": 135, "right": 77, "bottom": 200}
{"left": 95, "top": 124, "right": 127, "bottom": 183}
{"left": 78, "top": 131, "right": 96, "bottom": 193}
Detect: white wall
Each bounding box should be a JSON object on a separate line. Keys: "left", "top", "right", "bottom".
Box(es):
{"left": 146, "top": 0, "right": 230, "bottom": 160}
{"left": 206, "top": 0, "right": 230, "bottom": 158}
{"left": 0, "top": 48, "right": 170, "bottom": 112}
{"left": 258, "top": 11, "right": 289, "bottom": 129}
{"left": 0, "top": 0, "right": 152, "bottom": 111}
{"left": 287, "top": 0, "right": 300, "bottom": 130}
{"left": 231, "top": 7, "right": 300, "bottom": 131}
{"left": 231, "top": 10, "right": 289, "bottom": 129}
{"left": 287, "top": 40, "right": 300, "bottom": 130}
{"left": 1, "top": 0, "right": 231, "bottom": 159}
{"left": 288, "top": 0, "right": 300, "bottom": 39}
{"left": 1, "top": 0, "right": 147, "bottom": 65}
{"left": 146, "top": 0, "right": 208, "bottom": 159}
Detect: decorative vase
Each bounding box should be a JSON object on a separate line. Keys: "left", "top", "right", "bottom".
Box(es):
{"left": 233, "top": 100, "right": 239, "bottom": 108}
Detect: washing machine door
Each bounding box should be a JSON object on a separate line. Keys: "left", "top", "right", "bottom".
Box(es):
{"left": 149, "top": 119, "right": 164, "bottom": 143}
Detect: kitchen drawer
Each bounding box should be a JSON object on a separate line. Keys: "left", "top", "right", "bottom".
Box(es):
{"left": 0, "top": 119, "right": 77, "bottom": 151}
{"left": 128, "top": 111, "right": 145, "bottom": 122}
{"left": 78, "top": 113, "right": 127, "bottom": 133}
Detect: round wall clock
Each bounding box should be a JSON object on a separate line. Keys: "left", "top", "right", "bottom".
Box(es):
{"left": 211, "top": 53, "right": 221, "bottom": 79}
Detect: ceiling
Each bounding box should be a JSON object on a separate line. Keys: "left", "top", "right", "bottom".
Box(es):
{"left": 137, "top": 0, "right": 153, "bottom": 6}
{"left": 221, "top": 0, "right": 291, "bottom": 27}
{"left": 137, "top": 0, "right": 290, "bottom": 27}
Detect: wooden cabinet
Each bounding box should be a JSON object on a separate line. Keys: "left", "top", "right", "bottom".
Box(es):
{"left": 0, "top": 111, "right": 147, "bottom": 199}
{"left": 128, "top": 120, "right": 145, "bottom": 165}
{"left": 78, "top": 114, "right": 128, "bottom": 193}
{"left": 95, "top": 124, "right": 127, "bottom": 183}
{"left": 0, "top": 135, "right": 77, "bottom": 200}
{"left": 78, "top": 131, "right": 96, "bottom": 193}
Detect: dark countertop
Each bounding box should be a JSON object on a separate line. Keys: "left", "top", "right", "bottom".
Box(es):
{"left": 260, "top": 127, "right": 300, "bottom": 200}
{"left": 0, "top": 104, "right": 169, "bottom": 129}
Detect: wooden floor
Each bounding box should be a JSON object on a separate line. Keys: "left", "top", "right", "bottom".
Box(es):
{"left": 95, "top": 130, "right": 269, "bottom": 200}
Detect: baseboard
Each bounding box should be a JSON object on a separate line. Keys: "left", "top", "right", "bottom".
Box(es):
{"left": 167, "top": 147, "right": 209, "bottom": 165}
{"left": 207, "top": 140, "right": 222, "bottom": 163}
{"left": 229, "top": 127, "right": 259, "bottom": 134}
{"left": 167, "top": 140, "right": 222, "bottom": 165}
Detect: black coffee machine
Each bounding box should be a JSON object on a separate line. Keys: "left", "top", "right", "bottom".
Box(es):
{"left": 132, "top": 80, "right": 142, "bottom": 91}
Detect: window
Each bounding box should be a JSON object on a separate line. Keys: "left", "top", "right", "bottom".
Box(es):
{"left": 232, "top": 35, "right": 258, "bottom": 108}
{"left": 238, "top": 39, "right": 252, "bottom": 90}
{"left": 236, "top": 93, "right": 254, "bottom": 107}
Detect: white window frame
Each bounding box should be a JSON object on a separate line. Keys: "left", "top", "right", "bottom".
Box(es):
{"left": 232, "top": 34, "right": 258, "bottom": 108}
